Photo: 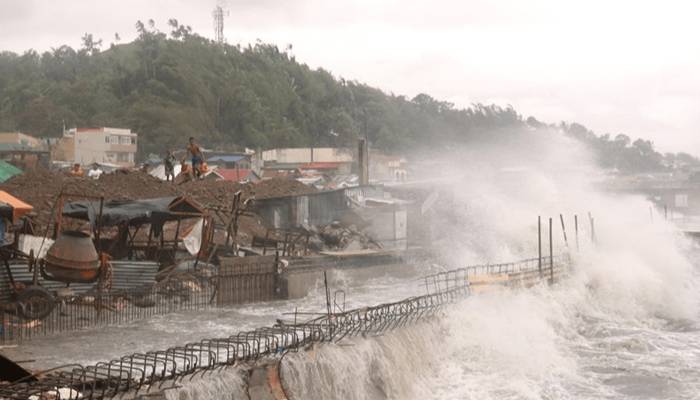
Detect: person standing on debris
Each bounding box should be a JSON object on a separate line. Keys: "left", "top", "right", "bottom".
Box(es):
{"left": 87, "top": 164, "right": 103, "bottom": 180}
{"left": 187, "top": 137, "right": 204, "bottom": 178}
{"left": 164, "top": 150, "right": 176, "bottom": 182}
{"left": 70, "top": 163, "right": 84, "bottom": 177}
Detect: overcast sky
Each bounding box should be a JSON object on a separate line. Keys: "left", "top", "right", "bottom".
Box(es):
{"left": 1, "top": 0, "right": 698, "bottom": 153}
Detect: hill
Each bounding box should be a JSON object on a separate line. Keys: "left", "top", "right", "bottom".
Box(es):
{"left": 0, "top": 20, "right": 696, "bottom": 173}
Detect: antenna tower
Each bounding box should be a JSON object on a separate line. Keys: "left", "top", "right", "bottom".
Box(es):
{"left": 212, "top": 5, "right": 228, "bottom": 44}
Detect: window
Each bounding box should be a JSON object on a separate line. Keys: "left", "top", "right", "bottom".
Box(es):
{"left": 131, "top": 137, "right": 137, "bottom": 145}
{"left": 117, "top": 152, "right": 130, "bottom": 162}
{"left": 105, "top": 136, "right": 110, "bottom": 144}
{"left": 109, "top": 136, "right": 119, "bottom": 145}
{"left": 120, "top": 136, "right": 132, "bottom": 145}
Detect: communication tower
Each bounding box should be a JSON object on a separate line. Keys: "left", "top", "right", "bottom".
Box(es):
{"left": 212, "top": 5, "right": 228, "bottom": 44}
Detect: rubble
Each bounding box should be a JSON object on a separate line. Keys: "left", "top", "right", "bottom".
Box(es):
{"left": 310, "top": 221, "right": 381, "bottom": 252}
{"left": 0, "top": 169, "right": 318, "bottom": 247}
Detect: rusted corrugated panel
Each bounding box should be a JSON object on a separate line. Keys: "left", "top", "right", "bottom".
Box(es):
{"left": 109, "top": 260, "right": 159, "bottom": 291}
{"left": 217, "top": 255, "right": 277, "bottom": 305}
{"left": 0, "top": 260, "right": 159, "bottom": 303}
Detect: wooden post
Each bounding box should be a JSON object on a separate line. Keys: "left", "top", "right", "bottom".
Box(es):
{"left": 549, "top": 217, "right": 554, "bottom": 284}
{"left": 574, "top": 214, "right": 579, "bottom": 252}
{"left": 96, "top": 197, "right": 104, "bottom": 253}
{"left": 538, "top": 216, "right": 542, "bottom": 277}
{"left": 173, "top": 218, "right": 181, "bottom": 252}
{"left": 559, "top": 214, "right": 568, "bottom": 248}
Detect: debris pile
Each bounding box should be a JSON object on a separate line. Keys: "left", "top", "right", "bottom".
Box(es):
{"left": 310, "top": 221, "right": 381, "bottom": 252}
{"left": 179, "top": 177, "right": 316, "bottom": 210}
{"left": 0, "top": 168, "right": 177, "bottom": 229}
{"left": 0, "top": 169, "right": 319, "bottom": 248}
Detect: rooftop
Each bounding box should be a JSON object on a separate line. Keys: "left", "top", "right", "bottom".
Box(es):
{"left": 216, "top": 168, "right": 257, "bottom": 181}
{"left": 208, "top": 155, "right": 248, "bottom": 163}
{"left": 299, "top": 162, "right": 345, "bottom": 170}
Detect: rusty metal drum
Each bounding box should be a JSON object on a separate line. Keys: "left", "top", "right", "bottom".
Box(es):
{"left": 44, "top": 231, "right": 100, "bottom": 283}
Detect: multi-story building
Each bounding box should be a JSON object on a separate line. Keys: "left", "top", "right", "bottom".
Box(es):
{"left": 0, "top": 132, "right": 51, "bottom": 169}
{"left": 62, "top": 127, "right": 138, "bottom": 167}
{"left": 258, "top": 147, "right": 354, "bottom": 176}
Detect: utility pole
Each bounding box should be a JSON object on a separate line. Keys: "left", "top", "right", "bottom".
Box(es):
{"left": 549, "top": 217, "right": 554, "bottom": 284}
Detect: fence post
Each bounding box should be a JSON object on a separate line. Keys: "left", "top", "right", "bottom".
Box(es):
{"left": 574, "top": 214, "right": 579, "bottom": 252}
{"left": 538, "top": 216, "right": 542, "bottom": 277}
{"left": 559, "top": 214, "right": 568, "bottom": 248}
{"left": 549, "top": 217, "right": 554, "bottom": 284}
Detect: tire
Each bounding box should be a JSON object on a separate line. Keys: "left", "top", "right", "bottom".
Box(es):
{"left": 17, "top": 285, "right": 55, "bottom": 320}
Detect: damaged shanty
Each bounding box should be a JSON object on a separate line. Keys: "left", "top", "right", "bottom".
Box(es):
{"left": 0, "top": 179, "right": 424, "bottom": 346}
{"left": 0, "top": 191, "right": 264, "bottom": 344}
{"left": 250, "top": 185, "right": 411, "bottom": 253}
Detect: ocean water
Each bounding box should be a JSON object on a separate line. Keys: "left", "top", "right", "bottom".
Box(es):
{"left": 6, "top": 238, "right": 699, "bottom": 399}
{"left": 7, "top": 136, "right": 700, "bottom": 399}
{"left": 279, "top": 246, "right": 700, "bottom": 400}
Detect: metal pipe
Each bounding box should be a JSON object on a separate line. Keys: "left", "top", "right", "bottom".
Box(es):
{"left": 538, "top": 216, "right": 542, "bottom": 277}
{"left": 549, "top": 217, "right": 554, "bottom": 284}
{"left": 574, "top": 214, "right": 579, "bottom": 252}
{"left": 559, "top": 214, "right": 568, "bottom": 248}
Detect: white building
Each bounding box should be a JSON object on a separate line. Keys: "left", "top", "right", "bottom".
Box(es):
{"left": 64, "top": 127, "right": 138, "bottom": 167}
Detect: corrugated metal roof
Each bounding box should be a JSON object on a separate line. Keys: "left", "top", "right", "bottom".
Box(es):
{"left": 300, "top": 162, "right": 344, "bottom": 170}
{"left": 216, "top": 168, "right": 257, "bottom": 181}
{"left": 208, "top": 155, "right": 247, "bottom": 163}
{"left": 0, "top": 160, "right": 22, "bottom": 183}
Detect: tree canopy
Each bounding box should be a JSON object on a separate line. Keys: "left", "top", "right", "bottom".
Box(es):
{"left": 0, "top": 20, "right": 695, "bottom": 173}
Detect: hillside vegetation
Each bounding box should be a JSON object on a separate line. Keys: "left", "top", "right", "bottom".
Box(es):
{"left": 0, "top": 20, "right": 695, "bottom": 172}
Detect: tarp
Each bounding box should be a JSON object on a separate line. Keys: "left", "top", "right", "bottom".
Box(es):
{"left": 182, "top": 218, "right": 204, "bottom": 255}
{"left": 0, "top": 160, "right": 22, "bottom": 183}
{"left": 149, "top": 164, "right": 183, "bottom": 180}
{"left": 18, "top": 234, "right": 54, "bottom": 259}
{"left": 62, "top": 197, "right": 193, "bottom": 230}
{"left": 0, "top": 190, "right": 33, "bottom": 222}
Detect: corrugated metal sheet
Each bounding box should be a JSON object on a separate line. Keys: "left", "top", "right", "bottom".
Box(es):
{"left": 308, "top": 190, "right": 348, "bottom": 226}
{"left": 255, "top": 189, "right": 351, "bottom": 229}
{"left": 0, "top": 260, "right": 159, "bottom": 302}
{"left": 109, "top": 260, "right": 159, "bottom": 291}
{"left": 217, "top": 255, "right": 277, "bottom": 305}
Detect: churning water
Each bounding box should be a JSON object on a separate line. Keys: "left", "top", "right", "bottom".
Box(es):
{"left": 12, "top": 225, "right": 699, "bottom": 400}
{"left": 275, "top": 137, "right": 700, "bottom": 399}
{"left": 7, "top": 137, "right": 700, "bottom": 399}
{"left": 277, "top": 247, "right": 700, "bottom": 400}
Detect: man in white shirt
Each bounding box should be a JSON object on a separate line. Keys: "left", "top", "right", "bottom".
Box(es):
{"left": 87, "top": 164, "right": 103, "bottom": 180}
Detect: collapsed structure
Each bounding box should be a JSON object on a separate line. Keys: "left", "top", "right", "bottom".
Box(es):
{"left": 0, "top": 167, "right": 434, "bottom": 345}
